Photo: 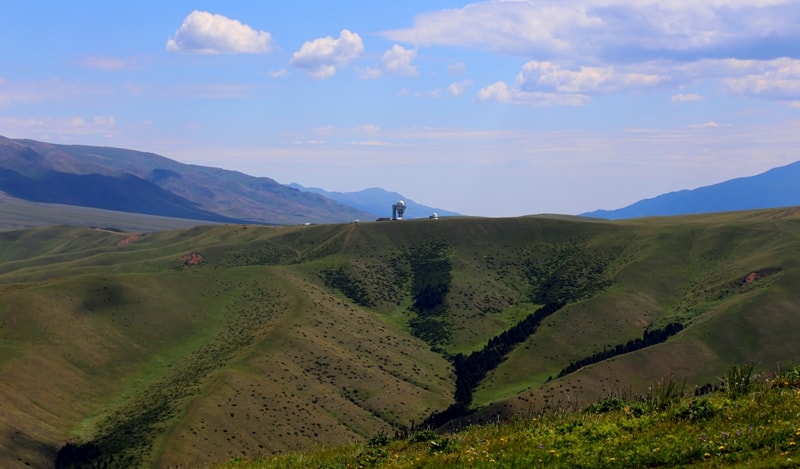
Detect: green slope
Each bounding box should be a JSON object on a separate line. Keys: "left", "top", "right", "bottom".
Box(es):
{"left": 1, "top": 209, "right": 800, "bottom": 467}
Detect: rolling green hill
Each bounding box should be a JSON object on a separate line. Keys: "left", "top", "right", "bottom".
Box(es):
{"left": 2, "top": 209, "right": 800, "bottom": 468}
{"left": 0, "top": 193, "right": 218, "bottom": 232}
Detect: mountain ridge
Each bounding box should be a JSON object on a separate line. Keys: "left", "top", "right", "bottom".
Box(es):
{"left": 0, "top": 135, "right": 375, "bottom": 225}
{"left": 288, "top": 183, "right": 461, "bottom": 219}
{"left": 582, "top": 160, "right": 800, "bottom": 219}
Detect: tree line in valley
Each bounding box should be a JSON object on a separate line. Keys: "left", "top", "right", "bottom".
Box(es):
{"left": 556, "top": 322, "right": 685, "bottom": 378}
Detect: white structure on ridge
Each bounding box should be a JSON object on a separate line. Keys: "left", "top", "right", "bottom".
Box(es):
{"left": 392, "top": 200, "right": 406, "bottom": 220}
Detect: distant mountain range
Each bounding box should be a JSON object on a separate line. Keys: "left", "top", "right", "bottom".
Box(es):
{"left": 288, "top": 184, "right": 461, "bottom": 220}
{"left": 0, "top": 136, "right": 453, "bottom": 226}
{"left": 582, "top": 160, "right": 800, "bottom": 219}
{"left": 4, "top": 135, "right": 798, "bottom": 227}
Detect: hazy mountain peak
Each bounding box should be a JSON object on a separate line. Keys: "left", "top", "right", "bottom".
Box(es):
{"left": 288, "top": 182, "right": 460, "bottom": 219}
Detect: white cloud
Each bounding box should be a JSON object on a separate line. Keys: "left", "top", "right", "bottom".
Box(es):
{"left": 360, "top": 44, "right": 419, "bottom": 79}
{"left": 378, "top": 2, "right": 800, "bottom": 106}
{"left": 448, "top": 80, "right": 473, "bottom": 96}
{"left": 269, "top": 69, "right": 289, "bottom": 78}
{"left": 483, "top": 57, "right": 800, "bottom": 107}
{"left": 477, "top": 60, "right": 663, "bottom": 107}
{"left": 672, "top": 93, "right": 704, "bottom": 103}
{"left": 478, "top": 80, "right": 589, "bottom": 106}
{"left": 721, "top": 57, "right": 800, "bottom": 99}
{"left": 517, "top": 61, "right": 665, "bottom": 94}
{"left": 166, "top": 11, "right": 273, "bottom": 54}
{"left": 477, "top": 81, "right": 511, "bottom": 102}
{"left": 290, "top": 29, "right": 364, "bottom": 79}
{"left": 382, "top": 1, "right": 592, "bottom": 56}
{"left": 382, "top": 45, "right": 419, "bottom": 77}
{"left": 382, "top": 1, "right": 800, "bottom": 61}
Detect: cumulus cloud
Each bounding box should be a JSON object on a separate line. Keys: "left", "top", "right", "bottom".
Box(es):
{"left": 477, "top": 60, "right": 664, "bottom": 107}
{"left": 483, "top": 57, "right": 800, "bottom": 107}
{"left": 290, "top": 29, "right": 364, "bottom": 79}
{"left": 478, "top": 81, "right": 512, "bottom": 102}
{"left": 382, "top": 45, "right": 419, "bottom": 76}
{"left": 377, "top": 2, "right": 800, "bottom": 106}
{"left": 360, "top": 45, "right": 419, "bottom": 79}
{"left": 517, "top": 61, "right": 665, "bottom": 94}
{"left": 448, "top": 80, "right": 473, "bottom": 96}
{"left": 166, "top": 11, "right": 273, "bottom": 54}
{"left": 721, "top": 57, "right": 800, "bottom": 99}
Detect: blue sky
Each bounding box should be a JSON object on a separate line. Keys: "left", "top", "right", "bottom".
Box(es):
{"left": 1, "top": 1, "right": 799, "bottom": 217}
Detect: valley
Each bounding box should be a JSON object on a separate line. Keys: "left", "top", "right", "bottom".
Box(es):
{"left": 2, "top": 210, "right": 800, "bottom": 467}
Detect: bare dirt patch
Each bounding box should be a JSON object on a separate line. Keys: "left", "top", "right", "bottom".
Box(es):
{"left": 176, "top": 253, "right": 204, "bottom": 266}
{"left": 117, "top": 234, "right": 141, "bottom": 246}
{"left": 742, "top": 267, "right": 782, "bottom": 284}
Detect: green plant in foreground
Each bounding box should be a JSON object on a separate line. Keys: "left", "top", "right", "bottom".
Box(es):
{"left": 724, "top": 363, "right": 755, "bottom": 399}
{"left": 214, "top": 367, "right": 800, "bottom": 469}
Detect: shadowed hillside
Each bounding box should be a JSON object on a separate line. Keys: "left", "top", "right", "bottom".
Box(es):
{"left": 2, "top": 209, "right": 800, "bottom": 467}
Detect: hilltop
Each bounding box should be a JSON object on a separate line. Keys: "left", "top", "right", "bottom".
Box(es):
{"left": 2, "top": 209, "right": 800, "bottom": 467}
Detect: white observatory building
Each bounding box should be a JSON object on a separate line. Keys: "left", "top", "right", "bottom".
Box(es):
{"left": 392, "top": 200, "right": 406, "bottom": 220}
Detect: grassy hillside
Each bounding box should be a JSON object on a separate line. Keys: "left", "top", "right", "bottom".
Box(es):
{"left": 213, "top": 365, "right": 800, "bottom": 468}
{"left": 1, "top": 209, "right": 800, "bottom": 467}
{"left": 0, "top": 194, "right": 217, "bottom": 232}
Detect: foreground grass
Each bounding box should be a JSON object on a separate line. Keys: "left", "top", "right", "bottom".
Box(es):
{"left": 216, "top": 367, "right": 800, "bottom": 469}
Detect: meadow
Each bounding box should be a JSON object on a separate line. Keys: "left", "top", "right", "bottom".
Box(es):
{"left": 214, "top": 364, "right": 800, "bottom": 468}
